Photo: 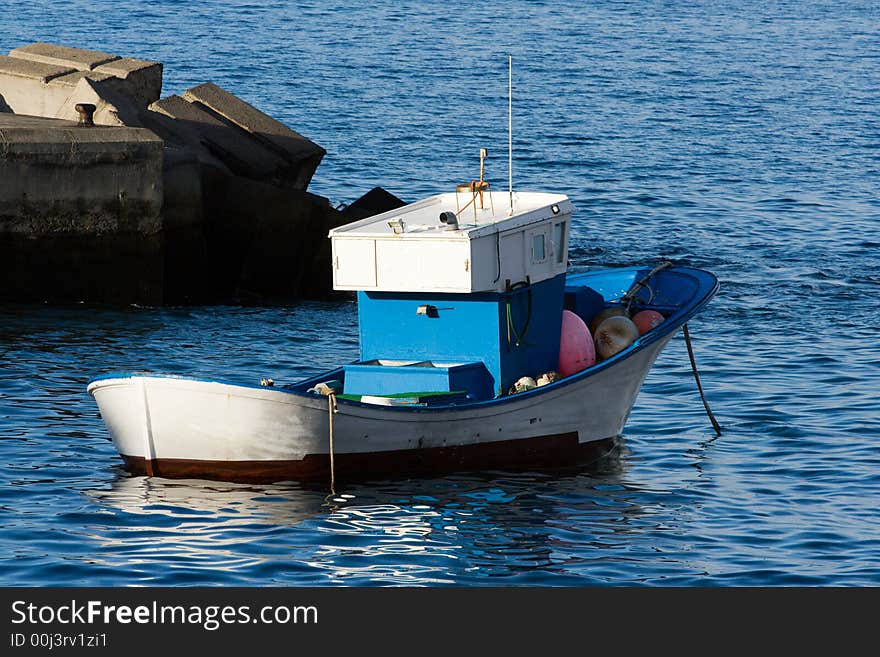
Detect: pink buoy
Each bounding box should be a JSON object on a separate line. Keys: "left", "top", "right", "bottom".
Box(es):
{"left": 632, "top": 309, "right": 665, "bottom": 335}
{"left": 558, "top": 310, "right": 596, "bottom": 377}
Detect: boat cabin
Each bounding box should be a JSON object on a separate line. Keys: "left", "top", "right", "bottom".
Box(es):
{"left": 329, "top": 189, "right": 574, "bottom": 401}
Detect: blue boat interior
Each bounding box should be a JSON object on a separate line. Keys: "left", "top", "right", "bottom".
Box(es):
{"left": 285, "top": 265, "right": 718, "bottom": 406}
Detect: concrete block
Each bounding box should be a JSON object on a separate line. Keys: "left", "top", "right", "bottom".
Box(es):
{"left": 0, "top": 56, "right": 136, "bottom": 124}
{"left": 137, "top": 107, "right": 229, "bottom": 172}
{"left": 161, "top": 147, "right": 212, "bottom": 303}
{"left": 183, "top": 82, "right": 324, "bottom": 188}
{"left": 342, "top": 186, "right": 406, "bottom": 221}
{"left": 0, "top": 57, "right": 76, "bottom": 117}
{"left": 0, "top": 55, "right": 77, "bottom": 116}
{"left": 53, "top": 75, "right": 142, "bottom": 126}
{"left": 161, "top": 147, "right": 204, "bottom": 229}
{"left": 49, "top": 70, "right": 115, "bottom": 88}
{"left": 183, "top": 82, "right": 324, "bottom": 159}
{"left": 0, "top": 114, "right": 163, "bottom": 233}
{"left": 0, "top": 113, "right": 165, "bottom": 304}
{"left": 1, "top": 46, "right": 158, "bottom": 121}
{"left": 150, "top": 94, "right": 288, "bottom": 179}
{"left": 8, "top": 42, "right": 119, "bottom": 71}
{"left": 0, "top": 54, "right": 74, "bottom": 82}
{"left": 0, "top": 46, "right": 336, "bottom": 303}
{"left": 42, "top": 71, "right": 140, "bottom": 127}
{"left": 94, "top": 57, "right": 162, "bottom": 107}
{"left": 0, "top": 231, "right": 164, "bottom": 304}
{"left": 150, "top": 93, "right": 225, "bottom": 125}
{"left": 204, "top": 175, "right": 342, "bottom": 299}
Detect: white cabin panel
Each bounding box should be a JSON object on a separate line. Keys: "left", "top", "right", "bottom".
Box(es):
{"left": 469, "top": 233, "right": 502, "bottom": 291}
{"left": 499, "top": 231, "right": 526, "bottom": 286}
{"left": 333, "top": 238, "right": 377, "bottom": 289}
{"left": 375, "top": 238, "right": 472, "bottom": 292}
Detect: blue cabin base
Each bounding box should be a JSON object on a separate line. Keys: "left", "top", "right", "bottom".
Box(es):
{"left": 352, "top": 274, "right": 567, "bottom": 398}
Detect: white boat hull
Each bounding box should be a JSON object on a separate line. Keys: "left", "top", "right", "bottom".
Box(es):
{"left": 88, "top": 333, "right": 674, "bottom": 482}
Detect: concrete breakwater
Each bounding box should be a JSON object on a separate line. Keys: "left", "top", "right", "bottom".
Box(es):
{"left": 0, "top": 43, "right": 402, "bottom": 304}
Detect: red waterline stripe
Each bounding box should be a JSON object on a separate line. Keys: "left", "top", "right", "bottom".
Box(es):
{"left": 121, "top": 432, "right": 618, "bottom": 483}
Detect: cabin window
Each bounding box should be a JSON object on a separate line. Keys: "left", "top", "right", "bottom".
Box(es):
{"left": 532, "top": 233, "right": 546, "bottom": 262}
{"left": 554, "top": 221, "right": 566, "bottom": 263}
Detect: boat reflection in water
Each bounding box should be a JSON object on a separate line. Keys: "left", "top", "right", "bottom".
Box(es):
{"left": 83, "top": 475, "right": 328, "bottom": 581}
{"left": 86, "top": 474, "right": 328, "bottom": 524}
{"left": 77, "top": 448, "right": 694, "bottom": 585}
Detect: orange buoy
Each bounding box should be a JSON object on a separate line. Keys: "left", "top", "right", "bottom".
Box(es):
{"left": 558, "top": 310, "right": 596, "bottom": 376}
{"left": 632, "top": 309, "right": 665, "bottom": 335}
{"left": 594, "top": 316, "right": 639, "bottom": 360}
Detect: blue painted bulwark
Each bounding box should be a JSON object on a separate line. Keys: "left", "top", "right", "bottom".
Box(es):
{"left": 564, "top": 285, "right": 606, "bottom": 326}
{"left": 357, "top": 273, "right": 567, "bottom": 396}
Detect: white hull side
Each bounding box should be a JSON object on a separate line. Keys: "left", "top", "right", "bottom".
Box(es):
{"left": 88, "top": 333, "right": 672, "bottom": 465}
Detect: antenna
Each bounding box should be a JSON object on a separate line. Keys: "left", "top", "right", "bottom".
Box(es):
{"left": 508, "top": 54, "right": 513, "bottom": 215}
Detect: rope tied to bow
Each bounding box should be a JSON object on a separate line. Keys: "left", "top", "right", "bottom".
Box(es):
{"left": 327, "top": 392, "right": 337, "bottom": 494}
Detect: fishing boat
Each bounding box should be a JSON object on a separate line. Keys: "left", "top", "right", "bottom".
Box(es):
{"left": 88, "top": 179, "right": 718, "bottom": 484}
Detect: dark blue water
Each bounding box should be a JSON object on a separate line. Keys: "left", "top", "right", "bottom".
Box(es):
{"left": 2, "top": 0, "right": 879, "bottom": 585}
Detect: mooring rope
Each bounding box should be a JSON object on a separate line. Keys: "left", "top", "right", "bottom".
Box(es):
{"left": 327, "top": 391, "right": 337, "bottom": 494}
{"left": 619, "top": 261, "right": 721, "bottom": 436}
{"left": 683, "top": 323, "right": 722, "bottom": 436}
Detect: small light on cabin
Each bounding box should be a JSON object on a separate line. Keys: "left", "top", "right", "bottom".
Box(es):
{"left": 551, "top": 204, "right": 560, "bottom": 215}
{"left": 388, "top": 219, "right": 406, "bottom": 234}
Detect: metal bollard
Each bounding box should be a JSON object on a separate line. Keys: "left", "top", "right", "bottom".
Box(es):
{"left": 75, "top": 103, "right": 96, "bottom": 127}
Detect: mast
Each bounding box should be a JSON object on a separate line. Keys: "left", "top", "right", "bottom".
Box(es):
{"left": 508, "top": 53, "right": 513, "bottom": 215}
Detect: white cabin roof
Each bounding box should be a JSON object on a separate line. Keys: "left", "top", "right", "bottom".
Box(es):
{"left": 328, "top": 190, "right": 575, "bottom": 293}
{"left": 329, "top": 191, "right": 574, "bottom": 240}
